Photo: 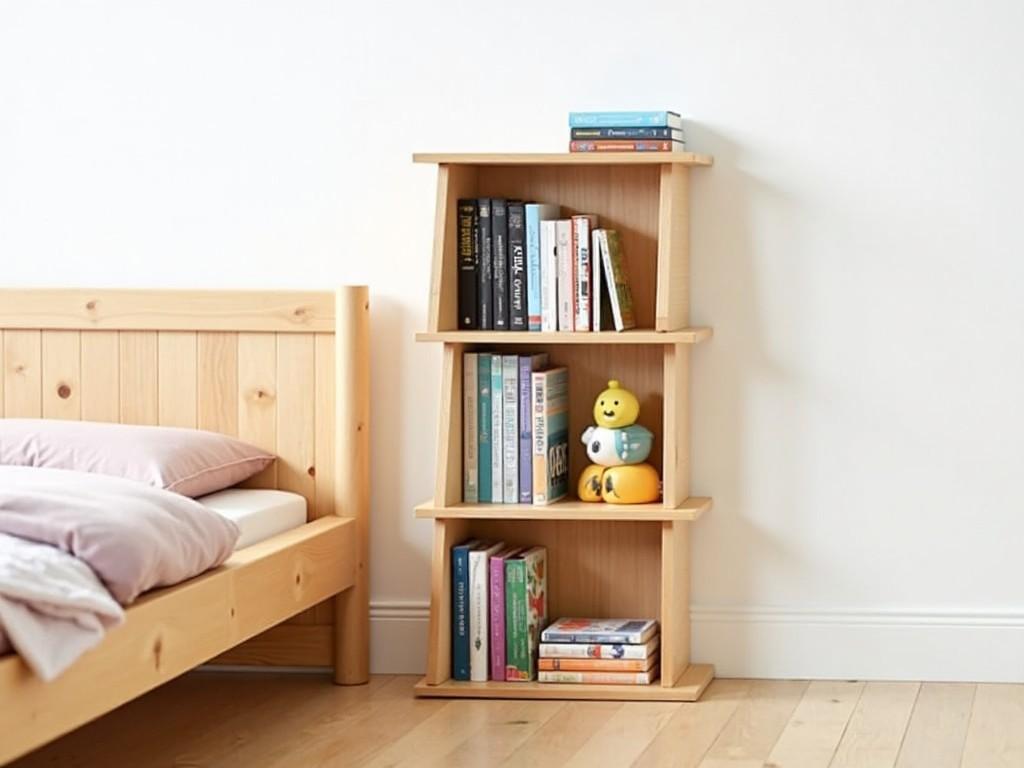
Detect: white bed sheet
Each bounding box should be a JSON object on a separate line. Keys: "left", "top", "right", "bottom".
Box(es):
{"left": 197, "top": 488, "right": 307, "bottom": 549}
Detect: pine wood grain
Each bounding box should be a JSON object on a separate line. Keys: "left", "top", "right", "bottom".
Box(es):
{"left": 764, "top": 679, "right": 864, "bottom": 768}
{"left": 830, "top": 682, "right": 920, "bottom": 768}
{"left": 894, "top": 682, "right": 975, "bottom": 768}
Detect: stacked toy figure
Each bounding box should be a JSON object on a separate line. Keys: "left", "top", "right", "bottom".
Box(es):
{"left": 578, "top": 380, "right": 661, "bottom": 504}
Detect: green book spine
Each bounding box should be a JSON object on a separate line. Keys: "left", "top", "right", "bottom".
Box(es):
{"left": 504, "top": 558, "right": 529, "bottom": 680}
{"left": 477, "top": 354, "right": 492, "bottom": 502}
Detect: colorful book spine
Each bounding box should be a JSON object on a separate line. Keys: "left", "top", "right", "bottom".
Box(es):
{"left": 469, "top": 542, "right": 503, "bottom": 681}
{"left": 539, "top": 220, "right": 559, "bottom": 332}
{"left": 489, "top": 546, "right": 521, "bottom": 681}
{"left": 568, "top": 110, "right": 682, "bottom": 128}
{"left": 569, "top": 140, "right": 683, "bottom": 153}
{"left": 538, "top": 668, "right": 658, "bottom": 685}
{"left": 570, "top": 126, "right": 685, "bottom": 141}
{"left": 599, "top": 230, "right": 637, "bottom": 331}
{"left": 489, "top": 354, "right": 503, "bottom": 502}
{"left": 501, "top": 355, "right": 519, "bottom": 503}
{"left": 518, "top": 353, "right": 549, "bottom": 504}
{"left": 450, "top": 539, "right": 479, "bottom": 681}
{"left": 539, "top": 636, "right": 660, "bottom": 660}
{"left": 477, "top": 353, "right": 492, "bottom": 502}
{"left": 508, "top": 202, "right": 527, "bottom": 331}
{"left": 462, "top": 353, "right": 478, "bottom": 503}
{"left": 538, "top": 657, "right": 655, "bottom": 672}
{"left": 505, "top": 546, "right": 547, "bottom": 681}
{"left": 532, "top": 367, "right": 569, "bottom": 504}
{"left": 572, "top": 215, "right": 597, "bottom": 331}
{"left": 555, "top": 220, "right": 574, "bottom": 331}
{"left": 491, "top": 199, "right": 509, "bottom": 330}
{"left": 457, "top": 200, "right": 478, "bottom": 329}
{"left": 541, "top": 618, "right": 657, "bottom": 644}
{"left": 477, "top": 198, "right": 493, "bottom": 330}
{"left": 525, "top": 203, "right": 560, "bottom": 332}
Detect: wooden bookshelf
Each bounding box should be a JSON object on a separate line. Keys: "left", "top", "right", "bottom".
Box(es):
{"left": 414, "top": 151, "right": 714, "bottom": 702}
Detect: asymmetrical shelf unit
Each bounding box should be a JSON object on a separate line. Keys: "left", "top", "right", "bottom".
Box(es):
{"left": 413, "top": 151, "right": 714, "bottom": 701}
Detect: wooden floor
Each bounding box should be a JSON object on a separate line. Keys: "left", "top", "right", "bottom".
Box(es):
{"left": 10, "top": 673, "right": 1022, "bottom": 767}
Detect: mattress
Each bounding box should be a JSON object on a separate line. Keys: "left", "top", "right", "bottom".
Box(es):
{"left": 197, "top": 488, "right": 307, "bottom": 549}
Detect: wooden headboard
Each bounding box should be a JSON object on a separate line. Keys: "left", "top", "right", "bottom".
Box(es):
{"left": 0, "top": 287, "right": 369, "bottom": 676}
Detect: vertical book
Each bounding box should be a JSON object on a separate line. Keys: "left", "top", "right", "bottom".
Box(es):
{"left": 598, "top": 229, "right": 637, "bottom": 331}
{"left": 507, "top": 202, "right": 527, "bottom": 330}
{"left": 462, "top": 353, "right": 478, "bottom": 503}
{"left": 501, "top": 355, "right": 519, "bottom": 503}
{"left": 469, "top": 542, "right": 505, "bottom": 681}
{"left": 489, "top": 354, "right": 504, "bottom": 502}
{"left": 491, "top": 199, "right": 509, "bottom": 330}
{"left": 477, "top": 353, "right": 492, "bottom": 503}
{"left": 539, "top": 220, "right": 559, "bottom": 332}
{"left": 489, "top": 545, "right": 522, "bottom": 680}
{"left": 518, "top": 353, "right": 549, "bottom": 504}
{"left": 450, "top": 539, "right": 480, "bottom": 681}
{"left": 532, "top": 367, "right": 569, "bottom": 504}
{"left": 505, "top": 546, "right": 548, "bottom": 681}
{"left": 555, "top": 220, "right": 574, "bottom": 331}
{"left": 457, "top": 200, "right": 478, "bottom": 329}
{"left": 526, "top": 203, "right": 561, "bottom": 331}
{"left": 477, "top": 199, "right": 493, "bottom": 330}
{"left": 572, "top": 215, "right": 598, "bottom": 331}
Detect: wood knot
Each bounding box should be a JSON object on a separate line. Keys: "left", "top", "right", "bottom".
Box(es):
{"left": 230, "top": 607, "right": 236, "bottom": 618}
{"left": 57, "top": 384, "right": 72, "bottom": 399}
{"left": 294, "top": 573, "right": 302, "bottom": 585}
{"left": 14, "top": 364, "right": 25, "bottom": 374}
{"left": 357, "top": 422, "right": 364, "bottom": 433}
{"left": 293, "top": 307, "right": 307, "bottom": 318}
{"left": 307, "top": 466, "right": 316, "bottom": 477}
{"left": 255, "top": 388, "right": 267, "bottom": 400}
{"left": 85, "top": 300, "right": 97, "bottom": 311}
{"left": 152, "top": 637, "right": 163, "bottom": 669}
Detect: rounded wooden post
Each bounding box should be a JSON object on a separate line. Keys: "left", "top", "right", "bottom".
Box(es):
{"left": 333, "top": 285, "right": 370, "bottom": 684}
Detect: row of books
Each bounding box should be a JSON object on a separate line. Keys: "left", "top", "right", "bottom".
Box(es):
{"left": 462, "top": 353, "right": 568, "bottom": 505}
{"left": 539, "top": 618, "right": 661, "bottom": 685}
{"left": 456, "top": 200, "right": 637, "bottom": 333}
{"left": 568, "top": 110, "right": 687, "bottom": 154}
{"left": 451, "top": 541, "right": 547, "bottom": 682}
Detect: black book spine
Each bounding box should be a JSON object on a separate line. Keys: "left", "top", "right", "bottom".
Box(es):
{"left": 477, "top": 198, "right": 492, "bottom": 330}
{"left": 456, "top": 199, "right": 478, "bottom": 330}
{"left": 507, "top": 202, "right": 527, "bottom": 330}
{"left": 491, "top": 198, "right": 509, "bottom": 330}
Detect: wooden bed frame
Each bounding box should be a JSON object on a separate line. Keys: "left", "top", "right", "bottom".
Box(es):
{"left": 0, "top": 287, "right": 370, "bottom": 765}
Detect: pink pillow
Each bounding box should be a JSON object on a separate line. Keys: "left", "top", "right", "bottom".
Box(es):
{"left": 0, "top": 419, "right": 275, "bottom": 498}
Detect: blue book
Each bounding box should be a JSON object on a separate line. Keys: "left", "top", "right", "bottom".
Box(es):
{"left": 518, "top": 354, "right": 549, "bottom": 503}
{"left": 477, "top": 354, "right": 492, "bottom": 503}
{"left": 524, "top": 204, "right": 560, "bottom": 332}
{"left": 568, "top": 111, "right": 682, "bottom": 129}
{"left": 451, "top": 539, "right": 481, "bottom": 680}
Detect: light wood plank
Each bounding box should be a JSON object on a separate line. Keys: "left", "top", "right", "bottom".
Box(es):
{"left": 434, "top": 342, "right": 464, "bottom": 505}
{"left": 661, "top": 521, "right": 691, "bottom": 687}
{"left": 157, "top": 331, "right": 197, "bottom": 427}
{"left": 197, "top": 332, "right": 238, "bottom": 435}
{"left": 414, "top": 152, "right": 714, "bottom": 167}
{"left": 428, "top": 164, "right": 477, "bottom": 331}
{"left": 894, "top": 682, "right": 974, "bottom": 768}
{"left": 275, "top": 333, "right": 315, "bottom": 508}
{"left": 415, "top": 328, "right": 713, "bottom": 345}
{"left": 118, "top": 331, "right": 158, "bottom": 425}
{"left": 414, "top": 497, "right": 712, "bottom": 521}
{"left": 662, "top": 343, "right": 690, "bottom": 506}
{"left": 3, "top": 330, "right": 42, "bottom": 417}
{"left": 80, "top": 331, "right": 119, "bottom": 422}
{"left": 424, "top": 518, "right": 471, "bottom": 685}
{"left": 501, "top": 701, "right": 623, "bottom": 767}
{"left": 41, "top": 330, "right": 80, "bottom": 420}
{"left": 656, "top": 164, "right": 691, "bottom": 330}
{"left": 237, "top": 332, "right": 278, "bottom": 488}
{"left": 0, "top": 289, "right": 335, "bottom": 332}
{"left": 211, "top": 625, "right": 332, "bottom": 667}
{"left": 564, "top": 702, "right": 680, "bottom": 768}
{"left": 313, "top": 332, "right": 335, "bottom": 518}
{"left": 958, "top": 684, "right": 1024, "bottom": 768}
{"left": 764, "top": 680, "right": 864, "bottom": 768}
{"left": 830, "top": 682, "right": 920, "bottom": 768}
{"left": 700, "top": 679, "right": 809, "bottom": 767}
{"left": 433, "top": 701, "right": 565, "bottom": 767}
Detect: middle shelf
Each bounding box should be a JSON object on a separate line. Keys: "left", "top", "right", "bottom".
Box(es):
{"left": 416, "top": 328, "right": 713, "bottom": 345}
{"left": 416, "top": 496, "right": 712, "bottom": 522}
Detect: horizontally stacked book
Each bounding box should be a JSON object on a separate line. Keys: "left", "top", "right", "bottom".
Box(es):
{"left": 456, "top": 200, "right": 636, "bottom": 333}
{"left": 569, "top": 110, "right": 686, "bottom": 154}
{"left": 462, "top": 353, "right": 569, "bottom": 505}
{"left": 539, "top": 618, "right": 660, "bottom": 685}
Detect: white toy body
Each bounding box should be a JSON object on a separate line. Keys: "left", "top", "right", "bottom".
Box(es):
{"left": 581, "top": 424, "right": 654, "bottom": 466}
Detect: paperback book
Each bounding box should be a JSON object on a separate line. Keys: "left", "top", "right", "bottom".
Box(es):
{"left": 505, "top": 546, "right": 547, "bottom": 681}
{"left": 508, "top": 202, "right": 528, "bottom": 330}
{"left": 537, "top": 657, "right": 656, "bottom": 672}
{"left": 477, "top": 353, "right": 493, "bottom": 502}
{"left": 457, "top": 200, "right": 478, "bottom": 329}
{"left": 469, "top": 541, "right": 505, "bottom": 681}
{"left": 531, "top": 367, "right": 569, "bottom": 505}
{"left": 570, "top": 126, "right": 685, "bottom": 141}
{"left": 569, "top": 140, "right": 685, "bottom": 153}
{"left": 488, "top": 545, "right": 522, "bottom": 681}
{"left": 568, "top": 110, "right": 683, "bottom": 129}
{"left": 539, "top": 635, "right": 660, "bottom": 660}
{"left": 501, "top": 355, "right": 519, "bottom": 503}
{"left": 450, "top": 539, "right": 481, "bottom": 680}
{"left": 462, "top": 353, "right": 478, "bottom": 503}
{"left": 538, "top": 668, "right": 658, "bottom": 685}
{"left": 518, "top": 354, "right": 549, "bottom": 504}
{"left": 541, "top": 618, "right": 659, "bottom": 645}
{"left": 492, "top": 199, "right": 509, "bottom": 330}
{"left": 477, "top": 198, "right": 493, "bottom": 330}
{"left": 525, "top": 203, "right": 560, "bottom": 331}
{"left": 596, "top": 230, "right": 637, "bottom": 331}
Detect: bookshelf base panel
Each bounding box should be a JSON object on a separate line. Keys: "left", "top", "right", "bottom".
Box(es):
{"left": 414, "top": 663, "right": 714, "bottom": 702}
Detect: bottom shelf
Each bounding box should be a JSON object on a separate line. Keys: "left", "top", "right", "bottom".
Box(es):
{"left": 414, "top": 663, "right": 714, "bottom": 702}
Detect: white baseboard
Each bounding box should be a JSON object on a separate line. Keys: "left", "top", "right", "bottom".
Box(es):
{"left": 369, "top": 601, "right": 1024, "bottom": 682}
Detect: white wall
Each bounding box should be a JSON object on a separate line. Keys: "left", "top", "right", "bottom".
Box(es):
{"left": 4, "top": 0, "right": 1024, "bottom": 680}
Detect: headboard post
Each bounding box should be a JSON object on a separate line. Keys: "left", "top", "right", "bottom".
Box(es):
{"left": 332, "top": 285, "right": 370, "bottom": 684}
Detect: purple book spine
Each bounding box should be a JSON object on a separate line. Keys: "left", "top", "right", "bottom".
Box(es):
{"left": 490, "top": 554, "right": 507, "bottom": 681}
{"left": 518, "top": 356, "right": 533, "bottom": 504}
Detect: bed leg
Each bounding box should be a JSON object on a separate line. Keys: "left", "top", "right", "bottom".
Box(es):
{"left": 334, "top": 585, "right": 369, "bottom": 684}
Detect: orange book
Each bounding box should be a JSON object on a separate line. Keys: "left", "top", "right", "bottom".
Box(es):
{"left": 538, "top": 656, "right": 656, "bottom": 672}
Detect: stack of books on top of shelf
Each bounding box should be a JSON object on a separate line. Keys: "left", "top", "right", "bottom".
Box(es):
{"left": 462, "top": 353, "right": 568, "bottom": 506}
{"left": 451, "top": 540, "right": 548, "bottom": 682}
{"left": 568, "top": 110, "right": 686, "bottom": 154}
{"left": 457, "top": 200, "right": 637, "bottom": 333}
{"left": 538, "top": 618, "right": 660, "bottom": 685}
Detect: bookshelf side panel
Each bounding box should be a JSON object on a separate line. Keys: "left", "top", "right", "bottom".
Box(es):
{"left": 434, "top": 342, "right": 465, "bottom": 506}
{"left": 430, "top": 164, "right": 479, "bottom": 332}
{"left": 656, "top": 164, "right": 691, "bottom": 331}
{"left": 660, "top": 520, "right": 691, "bottom": 687}
{"left": 425, "top": 518, "right": 472, "bottom": 684}
{"left": 661, "top": 344, "right": 690, "bottom": 507}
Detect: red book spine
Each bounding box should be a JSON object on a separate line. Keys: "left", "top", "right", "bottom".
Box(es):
{"left": 569, "top": 140, "right": 676, "bottom": 152}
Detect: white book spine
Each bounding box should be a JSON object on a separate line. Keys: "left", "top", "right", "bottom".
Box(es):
{"left": 540, "top": 220, "right": 559, "bottom": 332}
{"left": 501, "top": 355, "right": 518, "bottom": 503}
{"left": 463, "top": 353, "right": 478, "bottom": 503}
{"left": 539, "top": 636, "right": 659, "bottom": 660}
{"left": 573, "top": 216, "right": 595, "bottom": 331}
{"left": 591, "top": 228, "right": 602, "bottom": 332}
{"left": 490, "top": 354, "right": 503, "bottom": 502}
{"left": 555, "top": 220, "right": 574, "bottom": 331}
{"left": 468, "top": 548, "right": 489, "bottom": 681}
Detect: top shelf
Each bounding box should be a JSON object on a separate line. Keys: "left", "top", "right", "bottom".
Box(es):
{"left": 413, "top": 152, "right": 714, "bottom": 167}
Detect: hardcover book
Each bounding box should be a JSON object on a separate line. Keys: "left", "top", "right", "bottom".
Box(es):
{"left": 477, "top": 198, "right": 493, "bottom": 330}
{"left": 540, "top": 618, "right": 658, "bottom": 645}
{"left": 505, "top": 546, "right": 547, "bottom": 681}
{"left": 501, "top": 355, "right": 519, "bottom": 503}
{"left": 489, "top": 545, "right": 522, "bottom": 681}
{"left": 457, "top": 199, "right": 478, "bottom": 329}
{"left": 450, "top": 539, "right": 481, "bottom": 680}
{"left": 555, "top": 220, "right": 574, "bottom": 332}
{"left": 492, "top": 199, "right": 509, "bottom": 330}
{"left": 518, "top": 353, "right": 549, "bottom": 504}
{"left": 568, "top": 110, "right": 683, "bottom": 129}
{"left": 462, "top": 352, "right": 478, "bottom": 503}
{"left": 469, "top": 541, "right": 505, "bottom": 682}
{"left": 538, "top": 668, "right": 658, "bottom": 685}
{"left": 507, "top": 202, "right": 527, "bottom": 330}
{"left": 598, "top": 230, "right": 637, "bottom": 331}
{"left": 537, "top": 657, "right": 657, "bottom": 672}
{"left": 570, "top": 127, "right": 685, "bottom": 141}
{"left": 572, "top": 215, "right": 598, "bottom": 332}
{"left": 477, "top": 353, "right": 492, "bottom": 503}
{"left": 489, "top": 354, "right": 503, "bottom": 502}
{"left": 539, "top": 635, "right": 661, "bottom": 660}
{"left": 525, "top": 203, "right": 560, "bottom": 331}
{"left": 531, "top": 367, "right": 569, "bottom": 505}
{"left": 539, "top": 220, "right": 559, "bottom": 332}
{"left": 569, "top": 140, "right": 685, "bottom": 153}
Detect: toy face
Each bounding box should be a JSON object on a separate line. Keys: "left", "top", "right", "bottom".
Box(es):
{"left": 594, "top": 380, "right": 640, "bottom": 428}
{"left": 602, "top": 463, "right": 660, "bottom": 504}
{"left": 583, "top": 425, "right": 653, "bottom": 466}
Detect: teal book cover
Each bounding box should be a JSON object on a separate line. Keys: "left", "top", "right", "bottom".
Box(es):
{"left": 477, "top": 353, "right": 492, "bottom": 503}
{"left": 489, "top": 354, "right": 504, "bottom": 503}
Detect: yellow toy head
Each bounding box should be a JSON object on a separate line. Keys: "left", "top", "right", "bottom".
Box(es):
{"left": 593, "top": 380, "right": 640, "bottom": 428}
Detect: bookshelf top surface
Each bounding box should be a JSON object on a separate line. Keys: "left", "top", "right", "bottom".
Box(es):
{"left": 415, "top": 497, "right": 712, "bottom": 522}
{"left": 413, "top": 152, "right": 714, "bottom": 167}
{"left": 415, "top": 328, "right": 713, "bottom": 345}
